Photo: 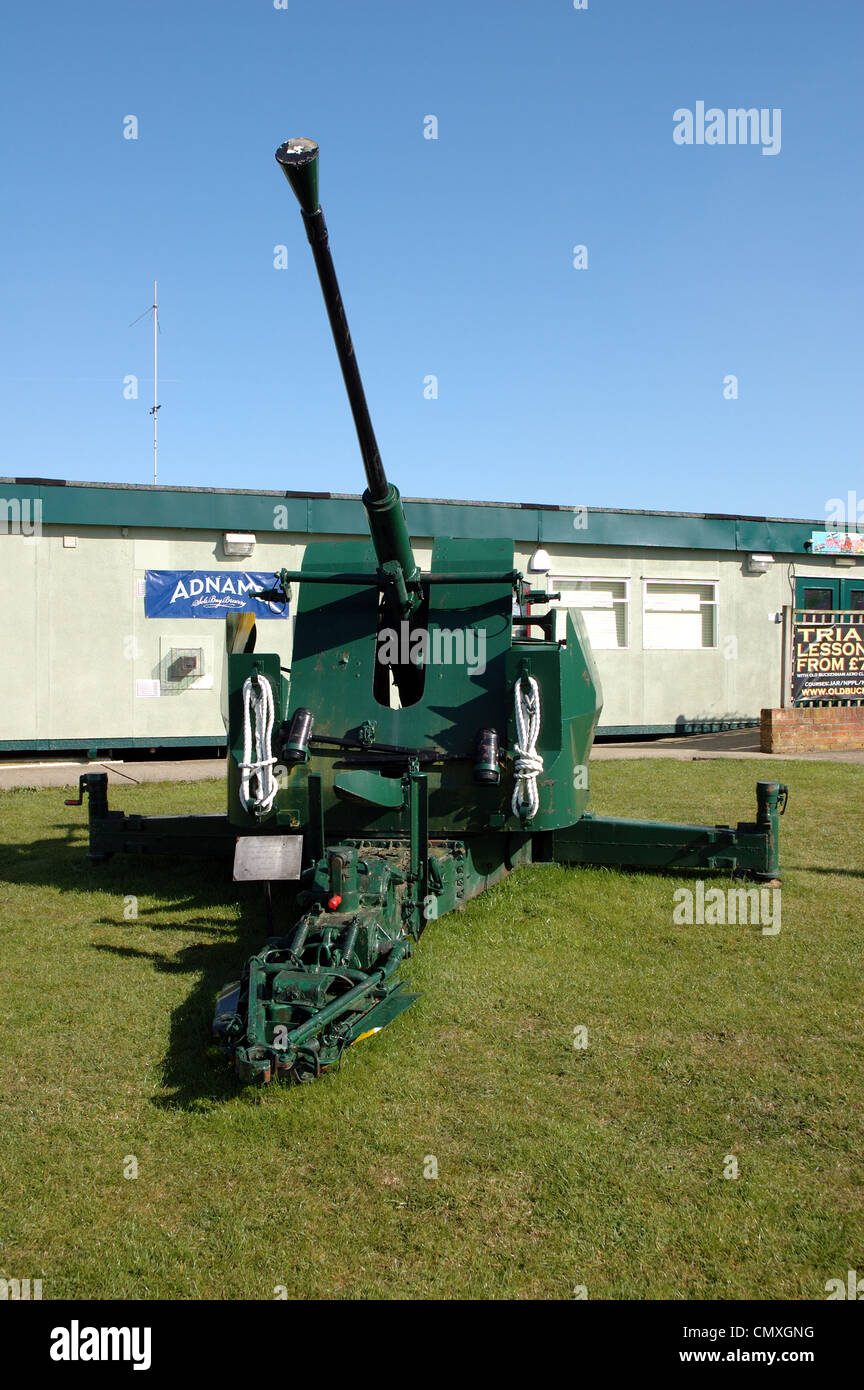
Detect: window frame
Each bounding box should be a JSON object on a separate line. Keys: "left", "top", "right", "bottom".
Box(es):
{"left": 550, "top": 575, "right": 631, "bottom": 651}
{"left": 641, "top": 577, "right": 719, "bottom": 651}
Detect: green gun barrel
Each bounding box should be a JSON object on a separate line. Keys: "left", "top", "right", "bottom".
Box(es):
{"left": 275, "top": 138, "right": 420, "bottom": 613}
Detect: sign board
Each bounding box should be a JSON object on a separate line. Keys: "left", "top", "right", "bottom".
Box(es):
{"left": 809, "top": 531, "right": 864, "bottom": 556}
{"left": 792, "top": 617, "right": 864, "bottom": 702}
{"left": 144, "top": 571, "right": 288, "bottom": 620}
{"left": 233, "top": 835, "right": 303, "bottom": 882}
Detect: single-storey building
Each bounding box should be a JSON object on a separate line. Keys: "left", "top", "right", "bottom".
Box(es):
{"left": 2, "top": 476, "right": 861, "bottom": 753}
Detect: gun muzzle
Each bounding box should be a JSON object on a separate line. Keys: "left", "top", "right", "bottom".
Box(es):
{"left": 275, "top": 138, "right": 320, "bottom": 215}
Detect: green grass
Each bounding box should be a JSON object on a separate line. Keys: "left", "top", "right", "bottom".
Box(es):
{"left": 1, "top": 760, "right": 862, "bottom": 1300}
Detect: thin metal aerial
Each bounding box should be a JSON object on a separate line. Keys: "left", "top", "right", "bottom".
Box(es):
{"left": 129, "top": 279, "right": 161, "bottom": 485}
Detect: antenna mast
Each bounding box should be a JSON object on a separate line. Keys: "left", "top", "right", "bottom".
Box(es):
{"left": 151, "top": 279, "right": 160, "bottom": 486}
{"left": 129, "top": 282, "right": 162, "bottom": 485}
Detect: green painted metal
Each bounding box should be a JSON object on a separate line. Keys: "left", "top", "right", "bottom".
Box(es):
{"left": 543, "top": 781, "right": 787, "bottom": 881}
{"left": 274, "top": 137, "right": 421, "bottom": 623}
{"left": 213, "top": 827, "right": 532, "bottom": 1083}
{"left": 3, "top": 473, "right": 822, "bottom": 556}
{"left": 65, "top": 772, "right": 236, "bottom": 862}
{"left": 63, "top": 136, "right": 791, "bottom": 1088}
{"left": 334, "top": 769, "right": 406, "bottom": 808}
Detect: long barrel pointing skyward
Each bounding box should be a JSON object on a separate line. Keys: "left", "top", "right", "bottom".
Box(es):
{"left": 275, "top": 138, "right": 420, "bottom": 611}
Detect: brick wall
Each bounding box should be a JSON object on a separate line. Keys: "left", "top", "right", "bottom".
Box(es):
{"left": 761, "top": 706, "right": 864, "bottom": 753}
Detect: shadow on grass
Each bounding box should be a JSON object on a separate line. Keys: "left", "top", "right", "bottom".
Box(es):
{"left": 0, "top": 828, "right": 298, "bottom": 1112}
{"left": 786, "top": 864, "right": 864, "bottom": 878}
{"left": 98, "top": 874, "right": 303, "bottom": 1113}
{"left": 92, "top": 913, "right": 263, "bottom": 1113}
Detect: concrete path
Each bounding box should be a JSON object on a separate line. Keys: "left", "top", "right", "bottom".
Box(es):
{"left": 0, "top": 758, "right": 227, "bottom": 790}
{"left": 2, "top": 730, "right": 863, "bottom": 791}
{"left": 591, "top": 729, "right": 864, "bottom": 764}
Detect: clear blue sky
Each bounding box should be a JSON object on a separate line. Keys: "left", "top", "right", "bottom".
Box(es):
{"left": 1, "top": 0, "right": 860, "bottom": 519}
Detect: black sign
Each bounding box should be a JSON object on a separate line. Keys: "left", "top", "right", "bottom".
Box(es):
{"left": 792, "top": 617, "right": 864, "bottom": 702}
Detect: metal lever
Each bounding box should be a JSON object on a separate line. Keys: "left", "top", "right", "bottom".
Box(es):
{"left": 64, "top": 775, "right": 90, "bottom": 807}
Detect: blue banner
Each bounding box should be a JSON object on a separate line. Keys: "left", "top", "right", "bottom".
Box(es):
{"left": 144, "top": 570, "right": 288, "bottom": 619}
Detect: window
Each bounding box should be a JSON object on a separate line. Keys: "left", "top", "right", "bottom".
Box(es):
{"left": 512, "top": 592, "right": 530, "bottom": 642}
{"left": 552, "top": 578, "right": 629, "bottom": 650}
{"left": 643, "top": 580, "right": 717, "bottom": 650}
{"left": 800, "top": 586, "right": 835, "bottom": 611}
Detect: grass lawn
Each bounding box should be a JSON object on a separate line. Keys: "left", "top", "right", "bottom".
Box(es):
{"left": 0, "top": 758, "right": 862, "bottom": 1300}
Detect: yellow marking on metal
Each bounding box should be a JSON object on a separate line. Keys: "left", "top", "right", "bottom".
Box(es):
{"left": 351, "top": 1026, "right": 383, "bottom": 1046}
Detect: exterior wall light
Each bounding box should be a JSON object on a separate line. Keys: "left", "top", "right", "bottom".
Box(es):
{"left": 529, "top": 547, "right": 552, "bottom": 573}
{"left": 223, "top": 532, "right": 256, "bottom": 560}
{"left": 747, "top": 553, "right": 774, "bottom": 574}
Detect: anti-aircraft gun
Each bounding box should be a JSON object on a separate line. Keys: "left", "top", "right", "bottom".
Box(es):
{"left": 67, "top": 139, "right": 788, "bottom": 1084}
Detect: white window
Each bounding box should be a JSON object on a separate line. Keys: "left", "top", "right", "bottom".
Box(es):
{"left": 512, "top": 592, "right": 530, "bottom": 642}
{"left": 642, "top": 580, "right": 717, "bottom": 650}
{"left": 552, "top": 578, "right": 630, "bottom": 650}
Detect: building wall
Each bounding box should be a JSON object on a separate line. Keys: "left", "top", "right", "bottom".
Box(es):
{"left": 2, "top": 525, "right": 431, "bottom": 747}
{"left": 1, "top": 512, "right": 855, "bottom": 747}
{"left": 514, "top": 544, "right": 794, "bottom": 731}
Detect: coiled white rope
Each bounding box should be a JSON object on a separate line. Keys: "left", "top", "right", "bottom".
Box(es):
{"left": 511, "top": 674, "right": 543, "bottom": 820}
{"left": 239, "top": 674, "right": 278, "bottom": 816}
